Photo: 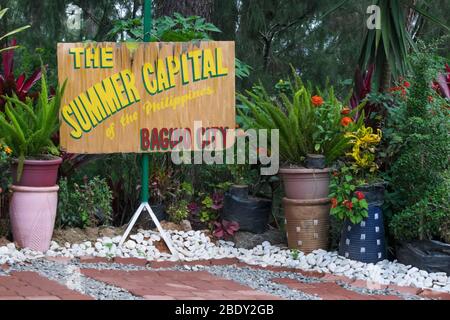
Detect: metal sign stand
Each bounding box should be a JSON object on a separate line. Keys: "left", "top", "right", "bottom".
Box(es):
{"left": 118, "top": 0, "right": 177, "bottom": 258}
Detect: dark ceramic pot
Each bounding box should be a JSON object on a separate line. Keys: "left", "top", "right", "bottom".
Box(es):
{"left": 339, "top": 183, "right": 387, "bottom": 263}
{"left": 11, "top": 157, "right": 63, "bottom": 187}
{"left": 306, "top": 154, "right": 326, "bottom": 169}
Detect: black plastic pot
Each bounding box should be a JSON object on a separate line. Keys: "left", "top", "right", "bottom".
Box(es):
{"left": 136, "top": 203, "right": 167, "bottom": 229}
{"left": 396, "top": 240, "right": 450, "bottom": 274}
{"left": 306, "top": 154, "right": 326, "bottom": 169}
{"left": 222, "top": 185, "right": 271, "bottom": 234}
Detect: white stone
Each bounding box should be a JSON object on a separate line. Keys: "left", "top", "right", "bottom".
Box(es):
{"left": 0, "top": 246, "right": 9, "bottom": 255}
{"left": 306, "top": 255, "right": 316, "bottom": 266}
{"left": 125, "top": 240, "right": 136, "bottom": 250}
{"left": 424, "top": 277, "right": 433, "bottom": 288}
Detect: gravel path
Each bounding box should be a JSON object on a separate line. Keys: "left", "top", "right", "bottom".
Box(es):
{"left": 3, "top": 259, "right": 420, "bottom": 300}
{"left": 9, "top": 260, "right": 142, "bottom": 300}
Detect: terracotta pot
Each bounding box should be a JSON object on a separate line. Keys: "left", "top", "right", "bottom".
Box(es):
{"left": 9, "top": 185, "right": 59, "bottom": 252}
{"left": 279, "top": 167, "right": 330, "bottom": 200}
{"left": 283, "top": 197, "right": 330, "bottom": 253}
{"left": 11, "top": 157, "right": 62, "bottom": 187}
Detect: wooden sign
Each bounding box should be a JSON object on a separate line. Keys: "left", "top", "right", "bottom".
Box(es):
{"left": 57, "top": 42, "right": 235, "bottom": 153}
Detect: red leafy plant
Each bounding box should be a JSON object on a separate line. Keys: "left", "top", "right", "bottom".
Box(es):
{"left": 0, "top": 40, "right": 42, "bottom": 111}
{"left": 213, "top": 220, "right": 240, "bottom": 240}
{"left": 350, "top": 65, "right": 375, "bottom": 122}
{"left": 433, "top": 63, "right": 450, "bottom": 99}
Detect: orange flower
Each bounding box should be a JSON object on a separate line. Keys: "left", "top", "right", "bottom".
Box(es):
{"left": 311, "top": 95, "right": 324, "bottom": 107}
{"left": 341, "top": 117, "right": 353, "bottom": 127}
{"left": 428, "top": 96, "right": 434, "bottom": 103}
{"left": 341, "top": 107, "right": 351, "bottom": 115}
{"left": 4, "top": 147, "right": 12, "bottom": 155}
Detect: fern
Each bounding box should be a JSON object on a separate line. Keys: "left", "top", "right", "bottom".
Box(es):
{"left": 238, "top": 72, "right": 365, "bottom": 166}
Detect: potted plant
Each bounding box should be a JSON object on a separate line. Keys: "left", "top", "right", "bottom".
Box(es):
{"left": 222, "top": 163, "right": 272, "bottom": 234}
{"left": 238, "top": 74, "right": 364, "bottom": 252}
{"left": 0, "top": 70, "right": 66, "bottom": 251}
{"left": 1, "top": 69, "right": 65, "bottom": 187}
{"left": 329, "top": 125, "right": 386, "bottom": 263}
{"left": 239, "top": 75, "right": 363, "bottom": 200}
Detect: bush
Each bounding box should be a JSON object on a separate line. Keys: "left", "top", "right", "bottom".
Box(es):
{"left": 57, "top": 177, "right": 113, "bottom": 229}
{"left": 384, "top": 42, "right": 450, "bottom": 241}
{"left": 389, "top": 174, "right": 450, "bottom": 241}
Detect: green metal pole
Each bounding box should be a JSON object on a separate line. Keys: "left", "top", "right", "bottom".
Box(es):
{"left": 141, "top": 0, "right": 152, "bottom": 203}
{"left": 143, "top": 0, "right": 152, "bottom": 42}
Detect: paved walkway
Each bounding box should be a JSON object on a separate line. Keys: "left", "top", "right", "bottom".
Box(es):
{"left": 1, "top": 259, "right": 450, "bottom": 300}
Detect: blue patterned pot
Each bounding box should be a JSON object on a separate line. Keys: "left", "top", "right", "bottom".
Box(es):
{"left": 338, "top": 184, "right": 386, "bottom": 263}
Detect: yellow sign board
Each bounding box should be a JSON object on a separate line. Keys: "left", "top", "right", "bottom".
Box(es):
{"left": 57, "top": 41, "right": 235, "bottom": 153}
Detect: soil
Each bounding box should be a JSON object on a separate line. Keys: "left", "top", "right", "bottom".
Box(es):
{"left": 52, "top": 226, "right": 126, "bottom": 244}
{"left": 1, "top": 220, "right": 213, "bottom": 251}
{"left": 0, "top": 237, "right": 10, "bottom": 246}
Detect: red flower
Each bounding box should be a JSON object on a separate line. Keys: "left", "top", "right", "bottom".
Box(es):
{"left": 403, "top": 81, "right": 410, "bottom": 88}
{"left": 343, "top": 200, "right": 353, "bottom": 210}
{"left": 332, "top": 171, "right": 339, "bottom": 177}
{"left": 355, "top": 191, "right": 365, "bottom": 201}
{"left": 389, "top": 86, "right": 402, "bottom": 92}
{"left": 311, "top": 95, "right": 324, "bottom": 107}
{"left": 331, "top": 198, "right": 338, "bottom": 209}
{"left": 341, "top": 117, "right": 353, "bottom": 127}
{"left": 428, "top": 96, "right": 434, "bottom": 103}
{"left": 341, "top": 107, "right": 351, "bottom": 115}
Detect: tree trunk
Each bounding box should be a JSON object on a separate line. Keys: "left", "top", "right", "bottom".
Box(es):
{"left": 379, "top": 59, "right": 392, "bottom": 93}
{"left": 155, "top": 0, "right": 214, "bottom": 21}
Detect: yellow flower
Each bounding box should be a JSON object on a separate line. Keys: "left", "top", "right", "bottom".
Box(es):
{"left": 4, "top": 147, "right": 12, "bottom": 155}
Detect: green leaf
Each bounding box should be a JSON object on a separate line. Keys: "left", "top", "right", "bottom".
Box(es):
{"left": 0, "top": 25, "right": 31, "bottom": 41}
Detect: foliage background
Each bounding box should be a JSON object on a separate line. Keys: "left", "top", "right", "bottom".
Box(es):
{"left": 0, "top": 0, "right": 449, "bottom": 232}
{"left": 1, "top": 0, "right": 449, "bottom": 92}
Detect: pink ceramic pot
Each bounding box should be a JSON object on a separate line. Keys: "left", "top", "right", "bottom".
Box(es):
{"left": 11, "top": 157, "right": 62, "bottom": 187}
{"left": 279, "top": 167, "right": 330, "bottom": 200}
{"left": 9, "top": 185, "right": 59, "bottom": 252}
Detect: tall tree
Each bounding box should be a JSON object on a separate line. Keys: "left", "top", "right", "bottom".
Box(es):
{"left": 155, "top": 0, "right": 214, "bottom": 21}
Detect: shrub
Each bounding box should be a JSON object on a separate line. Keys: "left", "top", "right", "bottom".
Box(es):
{"left": 384, "top": 42, "right": 450, "bottom": 241}
{"left": 167, "top": 200, "right": 189, "bottom": 224}
{"left": 385, "top": 44, "right": 449, "bottom": 215}
{"left": 57, "top": 177, "right": 113, "bottom": 229}
{"left": 389, "top": 174, "right": 450, "bottom": 241}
